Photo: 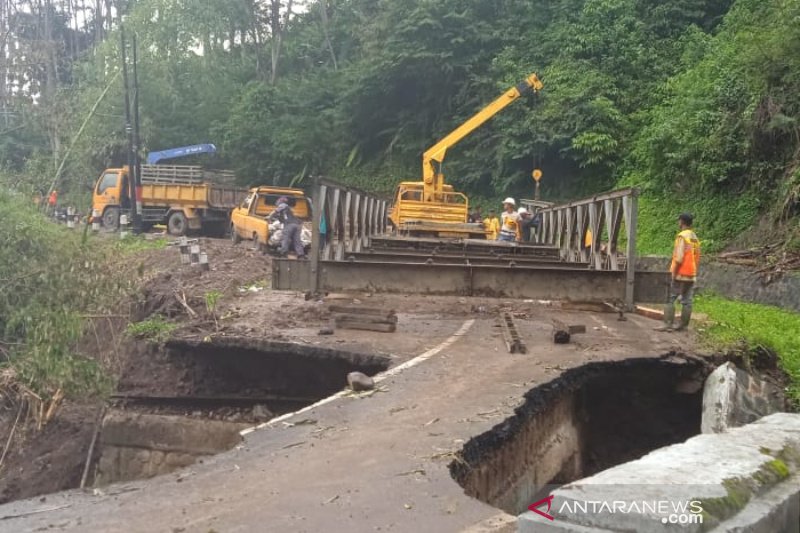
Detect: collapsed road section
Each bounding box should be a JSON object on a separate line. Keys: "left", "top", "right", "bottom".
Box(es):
{"left": 90, "top": 337, "right": 390, "bottom": 486}
{"left": 449, "top": 357, "right": 709, "bottom": 516}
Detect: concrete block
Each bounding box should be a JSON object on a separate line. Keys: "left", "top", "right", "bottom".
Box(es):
{"left": 518, "top": 414, "right": 800, "bottom": 533}
{"left": 702, "top": 362, "right": 784, "bottom": 434}
{"left": 100, "top": 411, "right": 243, "bottom": 455}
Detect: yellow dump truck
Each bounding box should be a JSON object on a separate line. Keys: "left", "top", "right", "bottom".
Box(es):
{"left": 230, "top": 186, "right": 312, "bottom": 252}
{"left": 389, "top": 73, "right": 543, "bottom": 238}
{"left": 92, "top": 164, "right": 248, "bottom": 236}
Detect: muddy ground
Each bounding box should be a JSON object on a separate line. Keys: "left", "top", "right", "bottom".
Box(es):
{"left": 0, "top": 403, "right": 99, "bottom": 504}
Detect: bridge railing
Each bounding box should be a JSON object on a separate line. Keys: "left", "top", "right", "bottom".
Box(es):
{"left": 533, "top": 187, "right": 639, "bottom": 306}
{"left": 312, "top": 178, "right": 390, "bottom": 262}
{"left": 307, "top": 178, "right": 390, "bottom": 293}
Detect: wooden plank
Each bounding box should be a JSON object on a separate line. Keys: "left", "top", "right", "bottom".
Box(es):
{"left": 335, "top": 321, "right": 396, "bottom": 333}
{"left": 334, "top": 313, "right": 398, "bottom": 324}
{"left": 635, "top": 305, "right": 664, "bottom": 321}
{"left": 328, "top": 305, "right": 396, "bottom": 317}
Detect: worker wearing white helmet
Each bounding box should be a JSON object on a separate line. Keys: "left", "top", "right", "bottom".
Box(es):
{"left": 498, "top": 197, "right": 520, "bottom": 242}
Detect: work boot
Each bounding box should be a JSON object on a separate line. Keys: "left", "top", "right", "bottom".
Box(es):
{"left": 655, "top": 303, "right": 676, "bottom": 332}
{"left": 674, "top": 306, "right": 692, "bottom": 332}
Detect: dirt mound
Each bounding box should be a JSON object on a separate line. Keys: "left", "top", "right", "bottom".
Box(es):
{"left": 135, "top": 237, "right": 273, "bottom": 320}
{"left": 0, "top": 402, "right": 100, "bottom": 504}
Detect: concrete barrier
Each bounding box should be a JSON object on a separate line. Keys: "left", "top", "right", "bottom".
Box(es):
{"left": 701, "top": 362, "right": 785, "bottom": 434}
{"left": 95, "top": 410, "right": 245, "bottom": 485}
{"left": 518, "top": 413, "right": 800, "bottom": 532}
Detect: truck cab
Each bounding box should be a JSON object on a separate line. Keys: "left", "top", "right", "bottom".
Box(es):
{"left": 389, "top": 182, "right": 487, "bottom": 238}
{"left": 230, "top": 187, "right": 311, "bottom": 251}
{"left": 92, "top": 167, "right": 133, "bottom": 228}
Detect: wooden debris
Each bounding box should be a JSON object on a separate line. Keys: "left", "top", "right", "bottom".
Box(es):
{"left": 335, "top": 321, "right": 396, "bottom": 333}
{"left": 0, "top": 504, "right": 72, "bottom": 520}
{"left": 635, "top": 305, "right": 664, "bottom": 321}
{"left": 328, "top": 305, "right": 396, "bottom": 317}
{"left": 174, "top": 291, "right": 198, "bottom": 318}
{"left": 499, "top": 312, "right": 526, "bottom": 354}
{"left": 330, "top": 305, "right": 397, "bottom": 333}
{"left": 552, "top": 319, "right": 586, "bottom": 344}
{"left": 333, "top": 313, "right": 398, "bottom": 324}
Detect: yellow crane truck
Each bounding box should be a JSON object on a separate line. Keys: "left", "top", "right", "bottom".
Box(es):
{"left": 91, "top": 164, "right": 248, "bottom": 236}
{"left": 389, "top": 73, "right": 543, "bottom": 238}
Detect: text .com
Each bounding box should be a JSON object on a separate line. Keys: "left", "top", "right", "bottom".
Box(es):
{"left": 529, "top": 496, "right": 704, "bottom": 525}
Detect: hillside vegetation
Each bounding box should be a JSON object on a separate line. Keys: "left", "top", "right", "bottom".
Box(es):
{"left": 1, "top": 0, "right": 799, "bottom": 251}
{"left": 0, "top": 191, "right": 126, "bottom": 403}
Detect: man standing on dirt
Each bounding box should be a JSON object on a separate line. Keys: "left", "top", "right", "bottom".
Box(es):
{"left": 269, "top": 197, "right": 306, "bottom": 259}
{"left": 658, "top": 213, "right": 701, "bottom": 332}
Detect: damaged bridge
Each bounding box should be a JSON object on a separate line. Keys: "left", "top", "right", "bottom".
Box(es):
{"left": 272, "top": 181, "right": 668, "bottom": 307}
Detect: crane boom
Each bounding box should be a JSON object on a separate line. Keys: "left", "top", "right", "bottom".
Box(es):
{"left": 421, "top": 73, "right": 542, "bottom": 201}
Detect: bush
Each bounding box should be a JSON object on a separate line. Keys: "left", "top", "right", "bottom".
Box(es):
{"left": 126, "top": 316, "right": 176, "bottom": 343}
{"left": 0, "top": 189, "right": 122, "bottom": 399}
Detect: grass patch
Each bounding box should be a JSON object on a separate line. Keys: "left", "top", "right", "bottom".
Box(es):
{"left": 126, "top": 316, "right": 176, "bottom": 342}
{"left": 694, "top": 294, "right": 800, "bottom": 402}
{"left": 114, "top": 234, "right": 168, "bottom": 253}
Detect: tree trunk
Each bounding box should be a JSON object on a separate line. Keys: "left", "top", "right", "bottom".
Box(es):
{"left": 269, "top": 0, "right": 292, "bottom": 84}
{"left": 319, "top": 0, "right": 337, "bottom": 71}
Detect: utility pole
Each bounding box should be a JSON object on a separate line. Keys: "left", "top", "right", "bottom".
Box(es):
{"left": 132, "top": 33, "right": 143, "bottom": 234}
{"left": 533, "top": 169, "right": 543, "bottom": 201}
{"left": 120, "top": 26, "right": 141, "bottom": 233}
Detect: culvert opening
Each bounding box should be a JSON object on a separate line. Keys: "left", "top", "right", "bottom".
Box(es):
{"left": 449, "top": 357, "right": 709, "bottom": 516}
{"left": 94, "top": 338, "right": 390, "bottom": 486}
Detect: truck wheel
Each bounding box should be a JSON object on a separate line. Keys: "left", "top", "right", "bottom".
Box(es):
{"left": 167, "top": 211, "right": 188, "bottom": 236}
{"left": 102, "top": 207, "right": 120, "bottom": 230}
{"left": 230, "top": 224, "right": 241, "bottom": 245}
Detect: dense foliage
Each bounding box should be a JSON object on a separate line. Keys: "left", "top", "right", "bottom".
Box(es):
{"left": 1, "top": 0, "right": 798, "bottom": 248}
{"left": 0, "top": 191, "right": 118, "bottom": 399}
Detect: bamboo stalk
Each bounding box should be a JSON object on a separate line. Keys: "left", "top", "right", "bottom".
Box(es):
{"left": 0, "top": 403, "right": 23, "bottom": 472}
{"left": 46, "top": 70, "right": 121, "bottom": 198}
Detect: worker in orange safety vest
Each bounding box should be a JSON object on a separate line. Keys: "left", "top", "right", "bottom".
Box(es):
{"left": 657, "top": 213, "right": 701, "bottom": 332}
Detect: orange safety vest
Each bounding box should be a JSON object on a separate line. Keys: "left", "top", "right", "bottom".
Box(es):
{"left": 671, "top": 229, "right": 701, "bottom": 279}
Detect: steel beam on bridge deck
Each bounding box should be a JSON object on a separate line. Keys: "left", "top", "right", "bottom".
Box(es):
{"left": 369, "top": 237, "right": 559, "bottom": 257}
{"left": 272, "top": 259, "right": 669, "bottom": 304}
{"left": 342, "top": 251, "right": 588, "bottom": 268}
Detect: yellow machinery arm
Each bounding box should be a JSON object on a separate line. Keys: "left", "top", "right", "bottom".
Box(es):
{"left": 421, "top": 73, "right": 543, "bottom": 202}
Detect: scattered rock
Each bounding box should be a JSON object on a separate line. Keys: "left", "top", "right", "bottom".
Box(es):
{"left": 318, "top": 327, "right": 334, "bottom": 336}
{"left": 252, "top": 404, "right": 273, "bottom": 421}
{"left": 347, "top": 372, "right": 375, "bottom": 392}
